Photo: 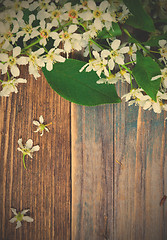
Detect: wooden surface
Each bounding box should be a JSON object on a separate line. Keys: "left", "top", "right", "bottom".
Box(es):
{"left": 0, "top": 71, "right": 167, "bottom": 240}
{"left": 71, "top": 82, "right": 167, "bottom": 240}
{"left": 0, "top": 67, "right": 71, "bottom": 240}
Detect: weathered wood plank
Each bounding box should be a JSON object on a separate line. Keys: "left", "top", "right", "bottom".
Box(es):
{"left": 0, "top": 67, "right": 71, "bottom": 240}
{"left": 114, "top": 82, "right": 167, "bottom": 240}
{"left": 71, "top": 104, "right": 114, "bottom": 240}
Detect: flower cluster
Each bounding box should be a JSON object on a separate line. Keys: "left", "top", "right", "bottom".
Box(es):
{"left": 0, "top": 0, "right": 167, "bottom": 114}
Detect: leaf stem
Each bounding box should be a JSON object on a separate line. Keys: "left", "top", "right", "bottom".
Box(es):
{"left": 124, "top": 61, "right": 136, "bottom": 65}
{"left": 88, "top": 42, "right": 92, "bottom": 59}
{"left": 122, "top": 28, "right": 164, "bottom": 68}
{"left": 120, "top": 64, "right": 132, "bottom": 74}
{"left": 130, "top": 73, "right": 133, "bottom": 89}
{"left": 89, "top": 39, "right": 104, "bottom": 50}
{"left": 23, "top": 154, "right": 27, "bottom": 169}
{"left": 77, "top": 21, "right": 88, "bottom": 32}
{"left": 7, "top": 71, "right": 10, "bottom": 80}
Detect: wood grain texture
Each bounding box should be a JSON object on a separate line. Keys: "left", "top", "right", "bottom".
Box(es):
{"left": 1, "top": 68, "right": 167, "bottom": 240}
{"left": 0, "top": 67, "right": 71, "bottom": 240}
{"left": 71, "top": 81, "right": 167, "bottom": 240}
{"left": 71, "top": 104, "right": 114, "bottom": 240}
{"left": 114, "top": 83, "right": 167, "bottom": 240}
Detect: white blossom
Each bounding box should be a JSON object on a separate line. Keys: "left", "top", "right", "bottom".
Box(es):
{"left": 39, "top": 20, "right": 59, "bottom": 46}
{"left": 47, "top": 3, "right": 63, "bottom": 26}
{"left": 142, "top": 91, "right": 167, "bottom": 113}
{"left": 61, "top": 2, "right": 82, "bottom": 24}
{"left": 3, "top": 0, "right": 33, "bottom": 11}
{"left": 121, "top": 88, "right": 145, "bottom": 106}
{"left": 54, "top": 25, "right": 82, "bottom": 58}
{"left": 0, "top": 21, "right": 19, "bottom": 49}
{"left": 80, "top": 50, "right": 109, "bottom": 77}
{"left": 27, "top": 48, "right": 45, "bottom": 79}
{"left": 0, "top": 9, "right": 16, "bottom": 24}
{"left": 9, "top": 208, "right": 33, "bottom": 229}
{"left": 0, "top": 77, "right": 27, "bottom": 97}
{"left": 44, "top": 48, "right": 65, "bottom": 71}
{"left": 81, "top": 0, "right": 113, "bottom": 30}
{"left": 17, "top": 138, "right": 40, "bottom": 168}
{"left": 33, "top": 115, "right": 51, "bottom": 136}
{"left": 116, "top": 69, "right": 131, "bottom": 84}
{"left": 0, "top": 46, "right": 28, "bottom": 77}
{"left": 17, "top": 138, "right": 40, "bottom": 158}
{"left": 101, "top": 39, "right": 129, "bottom": 70}
{"left": 96, "top": 73, "right": 119, "bottom": 84}
{"left": 29, "top": 0, "right": 51, "bottom": 12}
{"left": 82, "top": 23, "right": 99, "bottom": 41}
{"left": 17, "top": 14, "right": 39, "bottom": 42}
{"left": 117, "top": 5, "right": 130, "bottom": 23}
{"left": 151, "top": 68, "right": 167, "bottom": 89}
{"left": 122, "top": 88, "right": 167, "bottom": 113}
{"left": 127, "top": 43, "right": 137, "bottom": 63}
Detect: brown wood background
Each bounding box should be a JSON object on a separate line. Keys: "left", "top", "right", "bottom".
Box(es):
{"left": 0, "top": 67, "right": 167, "bottom": 240}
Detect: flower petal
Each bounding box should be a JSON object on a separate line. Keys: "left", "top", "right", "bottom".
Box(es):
{"left": 9, "top": 217, "right": 17, "bottom": 223}
{"left": 151, "top": 75, "right": 162, "bottom": 81}
{"left": 17, "top": 147, "right": 23, "bottom": 152}
{"left": 159, "top": 40, "right": 166, "bottom": 48}
{"left": 45, "top": 127, "right": 49, "bottom": 132}
{"left": 39, "top": 115, "right": 44, "bottom": 123}
{"left": 11, "top": 65, "right": 20, "bottom": 77}
{"left": 111, "top": 39, "right": 121, "bottom": 51}
{"left": 68, "top": 24, "right": 77, "bottom": 34}
{"left": 13, "top": 46, "right": 21, "bottom": 58}
{"left": 21, "top": 209, "right": 29, "bottom": 215}
{"left": 33, "top": 120, "right": 40, "bottom": 126}
{"left": 119, "top": 47, "right": 129, "bottom": 54}
{"left": 94, "top": 18, "right": 102, "bottom": 30}
{"left": 46, "top": 60, "right": 53, "bottom": 71}
{"left": 17, "top": 57, "right": 28, "bottom": 65}
{"left": 15, "top": 78, "right": 27, "bottom": 84}
{"left": 108, "top": 58, "right": 115, "bottom": 70}
{"left": 115, "top": 56, "right": 124, "bottom": 65}
{"left": 0, "top": 53, "right": 8, "bottom": 62}
{"left": 50, "top": 32, "right": 59, "bottom": 39}
{"left": 11, "top": 208, "right": 17, "bottom": 215}
{"left": 16, "top": 221, "right": 22, "bottom": 229}
{"left": 25, "top": 139, "right": 33, "bottom": 149}
{"left": 99, "top": 1, "right": 109, "bottom": 11}
{"left": 88, "top": 0, "right": 96, "bottom": 10}
{"left": 31, "top": 145, "right": 40, "bottom": 152}
{"left": 18, "top": 138, "right": 23, "bottom": 148}
{"left": 23, "top": 216, "right": 34, "bottom": 222}
{"left": 101, "top": 49, "right": 110, "bottom": 58}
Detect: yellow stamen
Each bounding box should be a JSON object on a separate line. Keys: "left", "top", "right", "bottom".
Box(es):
{"left": 116, "top": 160, "right": 122, "bottom": 166}
{"left": 45, "top": 122, "right": 52, "bottom": 127}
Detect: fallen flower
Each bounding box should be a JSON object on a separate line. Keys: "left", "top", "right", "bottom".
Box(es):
{"left": 9, "top": 208, "right": 34, "bottom": 229}
{"left": 0, "top": 77, "right": 27, "bottom": 97}
{"left": 33, "top": 115, "right": 52, "bottom": 136}
{"left": 17, "top": 138, "right": 40, "bottom": 169}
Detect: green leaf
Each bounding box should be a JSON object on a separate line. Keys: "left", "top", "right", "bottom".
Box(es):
{"left": 123, "top": 0, "right": 155, "bottom": 32}
{"left": 143, "top": 33, "right": 167, "bottom": 47}
{"left": 42, "top": 59, "right": 121, "bottom": 106}
{"left": 97, "top": 23, "right": 122, "bottom": 39}
{"left": 132, "top": 52, "right": 161, "bottom": 101}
